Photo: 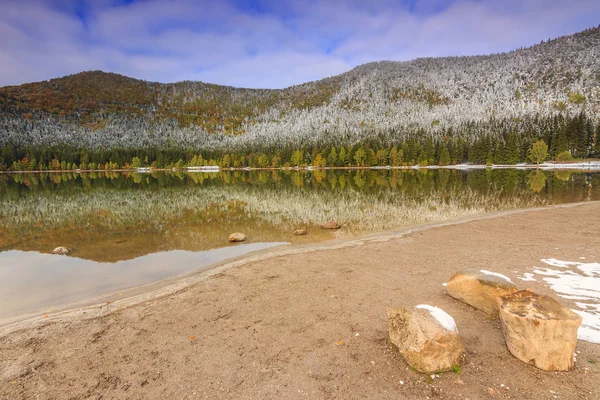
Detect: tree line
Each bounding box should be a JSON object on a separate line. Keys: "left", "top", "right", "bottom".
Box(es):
{"left": 0, "top": 112, "right": 598, "bottom": 172}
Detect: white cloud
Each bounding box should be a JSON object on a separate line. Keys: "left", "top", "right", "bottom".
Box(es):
{"left": 0, "top": 0, "right": 598, "bottom": 88}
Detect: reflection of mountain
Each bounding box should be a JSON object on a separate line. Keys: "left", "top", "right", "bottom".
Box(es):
{"left": 0, "top": 170, "right": 597, "bottom": 262}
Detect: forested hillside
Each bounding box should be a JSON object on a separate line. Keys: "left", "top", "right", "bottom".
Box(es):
{"left": 1, "top": 26, "right": 599, "bottom": 170}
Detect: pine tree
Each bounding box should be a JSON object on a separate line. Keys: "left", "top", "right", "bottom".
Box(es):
{"left": 389, "top": 146, "right": 399, "bottom": 166}
{"left": 438, "top": 145, "right": 451, "bottom": 166}
{"left": 506, "top": 133, "right": 521, "bottom": 164}
{"left": 353, "top": 148, "right": 366, "bottom": 166}
{"left": 376, "top": 148, "right": 388, "bottom": 165}
{"left": 338, "top": 147, "right": 347, "bottom": 166}
{"left": 291, "top": 150, "right": 303, "bottom": 166}
{"left": 594, "top": 123, "right": 600, "bottom": 157}
{"left": 328, "top": 147, "right": 338, "bottom": 166}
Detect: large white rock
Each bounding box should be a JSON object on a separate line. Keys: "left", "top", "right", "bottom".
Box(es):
{"left": 498, "top": 290, "right": 582, "bottom": 371}
{"left": 446, "top": 269, "right": 518, "bottom": 315}
{"left": 388, "top": 305, "right": 465, "bottom": 373}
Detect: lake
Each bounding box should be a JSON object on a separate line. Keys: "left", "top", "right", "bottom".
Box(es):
{"left": 1, "top": 168, "right": 599, "bottom": 319}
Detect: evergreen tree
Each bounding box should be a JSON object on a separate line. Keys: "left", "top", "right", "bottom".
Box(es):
{"left": 353, "top": 147, "right": 366, "bottom": 166}
{"left": 366, "top": 148, "right": 377, "bottom": 166}
{"left": 291, "top": 150, "right": 303, "bottom": 166}
{"left": 389, "top": 146, "right": 399, "bottom": 166}
{"left": 328, "top": 147, "right": 338, "bottom": 166}
{"left": 506, "top": 133, "right": 521, "bottom": 164}
{"left": 338, "top": 147, "right": 347, "bottom": 166}
{"left": 593, "top": 123, "right": 600, "bottom": 157}
{"left": 438, "top": 145, "right": 451, "bottom": 166}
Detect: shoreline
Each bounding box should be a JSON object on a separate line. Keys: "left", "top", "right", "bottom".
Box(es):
{"left": 2, "top": 160, "right": 600, "bottom": 174}
{"left": 2, "top": 200, "right": 598, "bottom": 336}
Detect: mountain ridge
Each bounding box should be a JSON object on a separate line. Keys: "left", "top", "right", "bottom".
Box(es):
{"left": 0, "top": 26, "right": 599, "bottom": 169}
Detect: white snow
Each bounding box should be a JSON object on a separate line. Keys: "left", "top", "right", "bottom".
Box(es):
{"left": 523, "top": 259, "right": 600, "bottom": 344}
{"left": 480, "top": 269, "right": 513, "bottom": 283}
{"left": 540, "top": 258, "right": 580, "bottom": 268}
{"left": 415, "top": 304, "right": 458, "bottom": 333}
{"left": 539, "top": 161, "right": 600, "bottom": 170}
{"left": 572, "top": 305, "right": 600, "bottom": 344}
{"left": 517, "top": 272, "right": 537, "bottom": 282}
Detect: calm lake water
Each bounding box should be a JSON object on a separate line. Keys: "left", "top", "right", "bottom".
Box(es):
{"left": 0, "top": 168, "right": 599, "bottom": 319}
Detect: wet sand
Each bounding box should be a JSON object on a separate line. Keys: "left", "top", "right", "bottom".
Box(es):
{"left": 1, "top": 202, "right": 599, "bottom": 399}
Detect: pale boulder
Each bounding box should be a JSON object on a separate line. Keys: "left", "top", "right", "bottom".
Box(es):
{"left": 228, "top": 232, "right": 246, "bottom": 243}
{"left": 52, "top": 246, "right": 69, "bottom": 255}
{"left": 388, "top": 306, "right": 465, "bottom": 373}
{"left": 292, "top": 229, "right": 308, "bottom": 236}
{"left": 498, "top": 290, "right": 582, "bottom": 371}
{"left": 446, "top": 269, "right": 518, "bottom": 314}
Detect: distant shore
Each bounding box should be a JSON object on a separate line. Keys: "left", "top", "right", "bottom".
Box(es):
{"left": 2, "top": 160, "right": 600, "bottom": 174}
{"left": 1, "top": 201, "right": 599, "bottom": 399}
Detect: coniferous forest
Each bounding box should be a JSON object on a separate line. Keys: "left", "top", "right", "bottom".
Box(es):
{"left": 1, "top": 27, "right": 599, "bottom": 171}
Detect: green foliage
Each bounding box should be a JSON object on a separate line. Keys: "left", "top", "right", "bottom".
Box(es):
{"left": 556, "top": 150, "right": 573, "bottom": 162}
{"left": 328, "top": 147, "right": 338, "bottom": 167}
{"left": 553, "top": 101, "right": 567, "bottom": 111}
{"left": 527, "top": 170, "right": 547, "bottom": 193}
{"left": 338, "top": 147, "right": 347, "bottom": 166}
{"left": 353, "top": 148, "right": 366, "bottom": 166}
{"left": 291, "top": 150, "right": 304, "bottom": 166}
{"left": 568, "top": 91, "right": 586, "bottom": 104}
{"left": 130, "top": 157, "right": 142, "bottom": 169}
{"left": 528, "top": 140, "right": 548, "bottom": 165}
{"left": 438, "top": 145, "right": 451, "bottom": 166}
{"left": 389, "top": 146, "right": 401, "bottom": 166}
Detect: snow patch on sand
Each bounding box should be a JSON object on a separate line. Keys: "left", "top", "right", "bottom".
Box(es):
{"left": 480, "top": 269, "right": 513, "bottom": 283}
{"left": 572, "top": 307, "right": 600, "bottom": 344}
{"left": 415, "top": 304, "right": 458, "bottom": 333}
{"left": 517, "top": 272, "right": 537, "bottom": 282}
{"left": 540, "top": 258, "right": 580, "bottom": 268}
{"left": 523, "top": 259, "right": 600, "bottom": 344}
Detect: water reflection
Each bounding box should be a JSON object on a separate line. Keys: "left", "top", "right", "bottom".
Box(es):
{"left": 527, "top": 170, "right": 547, "bottom": 193}
{"left": 0, "top": 169, "right": 598, "bottom": 263}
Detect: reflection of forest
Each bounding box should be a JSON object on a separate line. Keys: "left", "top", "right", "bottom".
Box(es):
{"left": 0, "top": 170, "right": 598, "bottom": 262}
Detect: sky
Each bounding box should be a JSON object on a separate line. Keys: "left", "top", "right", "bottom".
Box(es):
{"left": 0, "top": 0, "right": 599, "bottom": 89}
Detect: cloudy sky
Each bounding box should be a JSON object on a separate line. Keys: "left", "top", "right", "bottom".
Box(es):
{"left": 0, "top": 0, "right": 598, "bottom": 88}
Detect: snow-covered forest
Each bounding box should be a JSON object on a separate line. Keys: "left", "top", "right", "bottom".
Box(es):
{"left": 0, "top": 26, "right": 599, "bottom": 170}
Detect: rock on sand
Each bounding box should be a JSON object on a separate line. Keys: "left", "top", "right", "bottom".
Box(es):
{"left": 388, "top": 305, "right": 465, "bottom": 373}
{"left": 228, "top": 233, "right": 247, "bottom": 243}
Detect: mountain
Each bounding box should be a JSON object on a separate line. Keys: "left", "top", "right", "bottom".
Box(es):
{"left": 0, "top": 26, "right": 599, "bottom": 169}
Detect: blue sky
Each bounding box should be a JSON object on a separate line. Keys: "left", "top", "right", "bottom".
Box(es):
{"left": 0, "top": 0, "right": 598, "bottom": 88}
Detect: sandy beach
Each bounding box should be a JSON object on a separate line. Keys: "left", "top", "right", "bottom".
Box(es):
{"left": 1, "top": 202, "right": 600, "bottom": 400}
